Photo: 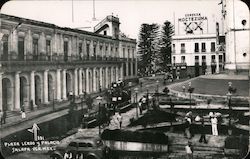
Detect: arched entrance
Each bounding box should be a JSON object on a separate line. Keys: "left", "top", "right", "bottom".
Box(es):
{"left": 2, "top": 78, "right": 13, "bottom": 111}
{"left": 66, "top": 72, "right": 73, "bottom": 95}
{"left": 82, "top": 71, "right": 86, "bottom": 93}
{"left": 35, "top": 75, "right": 42, "bottom": 105}
{"left": 102, "top": 69, "right": 105, "bottom": 89}
{"left": 88, "top": 70, "right": 93, "bottom": 93}
{"left": 108, "top": 68, "right": 111, "bottom": 87}
{"left": 48, "top": 74, "right": 54, "bottom": 102}
{"left": 20, "top": 76, "right": 28, "bottom": 107}
{"left": 95, "top": 69, "right": 99, "bottom": 92}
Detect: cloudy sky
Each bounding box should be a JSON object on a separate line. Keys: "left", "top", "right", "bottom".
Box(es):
{"left": 1, "top": 0, "right": 222, "bottom": 39}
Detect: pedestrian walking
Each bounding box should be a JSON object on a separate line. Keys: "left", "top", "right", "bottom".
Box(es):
{"left": 138, "top": 101, "right": 142, "bottom": 115}
{"left": 0, "top": 110, "right": 3, "bottom": 125}
{"left": 182, "top": 85, "right": 186, "bottom": 93}
{"left": 184, "top": 117, "right": 191, "bottom": 139}
{"left": 211, "top": 115, "right": 218, "bottom": 136}
{"left": 117, "top": 112, "right": 123, "bottom": 129}
{"left": 199, "top": 116, "right": 207, "bottom": 143}
{"left": 30, "top": 100, "right": 34, "bottom": 111}
{"left": 2, "top": 110, "right": 6, "bottom": 124}
{"left": 21, "top": 110, "right": 26, "bottom": 119}
{"left": 185, "top": 141, "right": 194, "bottom": 159}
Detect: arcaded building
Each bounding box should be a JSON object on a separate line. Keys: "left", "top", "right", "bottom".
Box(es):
{"left": 0, "top": 14, "right": 137, "bottom": 111}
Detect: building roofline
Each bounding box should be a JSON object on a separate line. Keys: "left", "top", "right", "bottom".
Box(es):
{"left": 0, "top": 13, "right": 136, "bottom": 43}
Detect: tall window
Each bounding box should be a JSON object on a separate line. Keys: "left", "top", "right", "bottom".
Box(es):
{"left": 18, "top": 37, "right": 25, "bottom": 60}
{"left": 33, "top": 38, "right": 39, "bottom": 60}
{"left": 211, "top": 42, "right": 215, "bottom": 52}
{"left": 211, "top": 55, "right": 216, "bottom": 63}
{"left": 93, "top": 44, "right": 96, "bottom": 58}
{"left": 78, "top": 43, "right": 82, "bottom": 60}
{"left": 181, "top": 56, "right": 185, "bottom": 63}
{"left": 202, "top": 55, "right": 206, "bottom": 63}
{"left": 219, "top": 55, "right": 223, "bottom": 63}
{"left": 181, "top": 43, "right": 185, "bottom": 53}
{"left": 195, "top": 56, "right": 199, "bottom": 64}
{"left": 172, "top": 44, "right": 175, "bottom": 53}
{"left": 86, "top": 43, "right": 90, "bottom": 59}
{"left": 123, "top": 48, "right": 125, "bottom": 58}
{"left": 195, "top": 43, "right": 199, "bottom": 52}
{"left": 99, "top": 45, "right": 103, "bottom": 57}
{"left": 46, "top": 40, "right": 51, "bottom": 60}
{"left": 115, "top": 47, "right": 118, "bottom": 57}
{"left": 64, "top": 41, "right": 68, "bottom": 61}
{"left": 105, "top": 45, "right": 108, "bottom": 58}
{"left": 173, "top": 56, "right": 176, "bottom": 64}
{"left": 128, "top": 49, "right": 130, "bottom": 59}
{"left": 2, "top": 35, "right": 8, "bottom": 60}
{"left": 110, "top": 46, "right": 113, "bottom": 57}
{"left": 201, "top": 42, "right": 206, "bottom": 52}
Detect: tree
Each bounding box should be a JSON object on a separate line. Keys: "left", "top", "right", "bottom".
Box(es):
{"left": 138, "top": 23, "right": 160, "bottom": 76}
{"left": 158, "top": 21, "right": 174, "bottom": 72}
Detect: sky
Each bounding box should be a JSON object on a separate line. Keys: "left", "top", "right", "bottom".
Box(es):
{"left": 1, "top": 0, "right": 222, "bottom": 39}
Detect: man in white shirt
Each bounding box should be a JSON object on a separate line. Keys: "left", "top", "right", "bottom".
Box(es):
{"left": 211, "top": 116, "right": 218, "bottom": 136}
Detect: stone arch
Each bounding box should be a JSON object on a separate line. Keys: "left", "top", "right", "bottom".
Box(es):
{"left": 20, "top": 76, "right": 29, "bottom": 107}
{"left": 108, "top": 67, "right": 111, "bottom": 87}
{"left": 102, "top": 68, "right": 105, "bottom": 89}
{"left": 88, "top": 69, "right": 93, "bottom": 93}
{"left": 66, "top": 71, "right": 73, "bottom": 95}
{"left": 95, "top": 68, "right": 99, "bottom": 92}
{"left": 82, "top": 70, "right": 86, "bottom": 93}
{"left": 2, "top": 78, "right": 13, "bottom": 111}
{"left": 34, "top": 75, "right": 42, "bottom": 105}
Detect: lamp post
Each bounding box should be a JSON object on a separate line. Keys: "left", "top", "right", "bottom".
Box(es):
{"left": 226, "top": 92, "right": 232, "bottom": 126}
{"left": 96, "top": 96, "right": 103, "bottom": 135}
{"left": 156, "top": 80, "right": 159, "bottom": 93}
{"left": 134, "top": 87, "right": 139, "bottom": 118}
{"left": 227, "top": 81, "right": 236, "bottom": 127}
{"left": 146, "top": 85, "right": 149, "bottom": 110}
{"left": 187, "top": 82, "right": 194, "bottom": 109}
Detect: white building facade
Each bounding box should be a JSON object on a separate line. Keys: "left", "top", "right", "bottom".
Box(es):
{"left": 223, "top": 0, "right": 250, "bottom": 74}
{"left": 171, "top": 12, "right": 225, "bottom": 78}
{"left": 0, "top": 14, "right": 137, "bottom": 112}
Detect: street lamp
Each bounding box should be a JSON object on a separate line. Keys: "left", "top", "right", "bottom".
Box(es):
{"left": 227, "top": 81, "right": 236, "bottom": 127}
{"left": 187, "top": 82, "right": 194, "bottom": 108}
{"left": 156, "top": 80, "right": 160, "bottom": 106}
{"left": 156, "top": 80, "right": 159, "bottom": 93}
{"left": 96, "top": 96, "right": 103, "bottom": 135}
{"left": 146, "top": 85, "right": 149, "bottom": 110}
{"left": 226, "top": 92, "right": 232, "bottom": 126}
{"left": 134, "top": 87, "right": 139, "bottom": 118}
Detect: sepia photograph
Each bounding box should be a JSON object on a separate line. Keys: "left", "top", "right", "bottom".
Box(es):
{"left": 0, "top": 0, "right": 250, "bottom": 158}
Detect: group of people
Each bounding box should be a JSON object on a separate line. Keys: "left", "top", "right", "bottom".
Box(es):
{"left": 184, "top": 111, "right": 222, "bottom": 159}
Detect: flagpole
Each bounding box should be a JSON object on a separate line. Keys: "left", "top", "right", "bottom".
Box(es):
{"left": 72, "top": 0, "right": 74, "bottom": 22}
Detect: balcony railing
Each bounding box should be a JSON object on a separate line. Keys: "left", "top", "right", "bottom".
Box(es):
{"left": 0, "top": 54, "right": 126, "bottom": 63}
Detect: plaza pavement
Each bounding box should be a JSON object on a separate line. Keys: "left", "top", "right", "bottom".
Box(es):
{"left": 169, "top": 74, "right": 249, "bottom": 97}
